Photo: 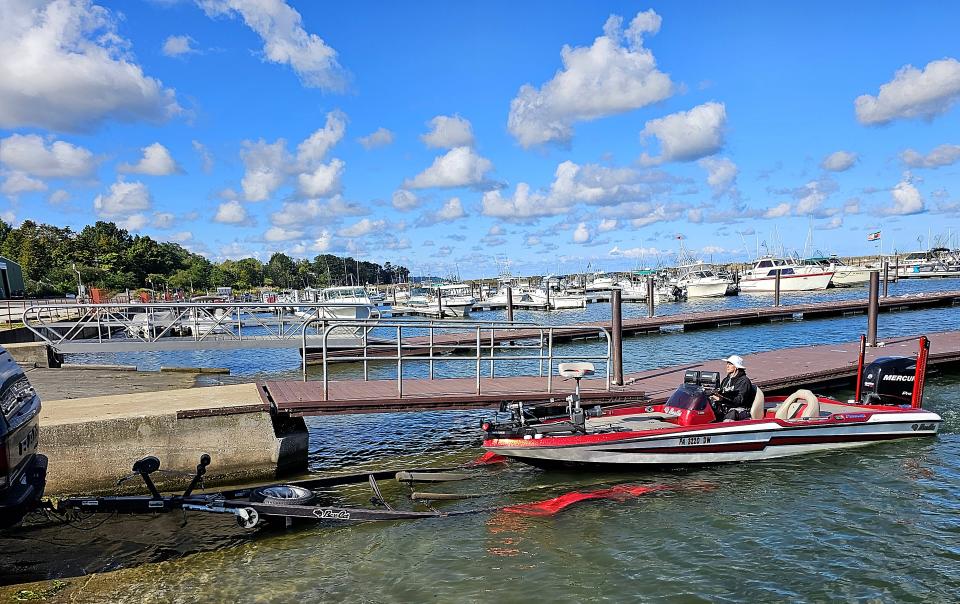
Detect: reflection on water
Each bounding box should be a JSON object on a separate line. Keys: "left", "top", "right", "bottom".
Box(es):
{"left": 3, "top": 369, "right": 959, "bottom": 600}
{"left": 5, "top": 280, "right": 958, "bottom": 600}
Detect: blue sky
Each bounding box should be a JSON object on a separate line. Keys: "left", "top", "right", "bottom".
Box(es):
{"left": 1, "top": 0, "right": 959, "bottom": 278}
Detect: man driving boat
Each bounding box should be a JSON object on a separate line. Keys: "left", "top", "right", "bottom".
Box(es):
{"left": 710, "top": 355, "right": 754, "bottom": 421}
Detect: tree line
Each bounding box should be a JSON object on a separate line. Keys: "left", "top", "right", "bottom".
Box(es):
{"left": 0, "top": 219, "right": 409, "bottom": 297}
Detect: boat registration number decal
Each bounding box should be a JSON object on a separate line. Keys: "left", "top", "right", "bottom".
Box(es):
{"left": 313, "top": 508, "right": 351, "bottom": 520}
{"left": 678, "top": 436, "right": 712, "bottom": 446}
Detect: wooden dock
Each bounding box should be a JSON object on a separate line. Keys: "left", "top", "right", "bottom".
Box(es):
{"left": 312, "top": 290, "right": 960, "bottom": 362}
{"left": 264, "top": 330, "right": 960, "bottom": 416}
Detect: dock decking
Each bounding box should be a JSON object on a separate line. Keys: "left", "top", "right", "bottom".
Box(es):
{"left": 264, "top": 330, "right": 960, "bottom": 416}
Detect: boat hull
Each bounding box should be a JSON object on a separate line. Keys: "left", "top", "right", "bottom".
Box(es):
{"left": 739, "top": 271, "right": 833, "bottom": 292}
{"left": 484, "top": 412, "right": 940, "bottom": 467}
{"left": 683, "top": 281, "right": 730, "bottom": 298}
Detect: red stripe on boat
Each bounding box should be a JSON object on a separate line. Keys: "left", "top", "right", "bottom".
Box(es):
{"left": 466, "top": 451, "right": 508, "bottom": 466}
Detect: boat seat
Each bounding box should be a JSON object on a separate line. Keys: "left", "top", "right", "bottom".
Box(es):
{"left": 750, "top": 387, "right": 765, "bottom": 420}
{"left": 775, "top": 389, "right": 820, "bottom": 420}
{"left": 558, "top": 362, "right": 594, "bottom": 378}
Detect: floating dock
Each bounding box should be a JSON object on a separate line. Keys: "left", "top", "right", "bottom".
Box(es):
{"left": 266, "top": 330, "right": 960, "bottom": 416}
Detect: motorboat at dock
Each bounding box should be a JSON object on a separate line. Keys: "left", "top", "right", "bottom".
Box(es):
{"left": 672, "top": 263, "right": 733, "bottom": 298}
{"left": 482, "top": 337, "right": 939, "bottom": 467}
{"left": 738, "top": 256, "right": 834, "bottom": 292}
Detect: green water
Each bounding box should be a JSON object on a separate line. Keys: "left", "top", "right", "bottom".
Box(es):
{"left": 6, "top": 372, "right": 958, "bottom": 602}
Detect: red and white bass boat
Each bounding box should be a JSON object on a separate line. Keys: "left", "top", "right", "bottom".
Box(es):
{"left": 482, "top": 337, "right": 940, "bottom": 468}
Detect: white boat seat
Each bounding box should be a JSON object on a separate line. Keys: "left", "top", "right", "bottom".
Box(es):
{"left": 775, "top": 389, "right": 820, "bottom": 420}
{"left": 750, "top": 387, "right": 765, "bottom": 420}
{"left": 558, "top": 362, "right": 595, "bottom": 378}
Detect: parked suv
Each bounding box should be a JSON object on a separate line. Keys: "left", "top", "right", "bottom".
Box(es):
{"left": 0, "top": 346, "right": 46, "bottom": 529}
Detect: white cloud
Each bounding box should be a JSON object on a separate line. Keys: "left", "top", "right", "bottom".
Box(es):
{"left": 270, "top": 195, "right": 365, "bottom": 227}
{"left": 338, "top": 218, "right": 386, "bottom": 238}
{"left": 117, "top": 213, "right": 149, "bottom": 231}
{"left": 763, "top": 203, "right": 791, "bottom": 218}
{"left": 152, "top": 212, "right": 176, "bottom": 229}
{"left": 572, "top": 222, "right": 591, "bottom": 244}
{"left": 1, "top": 172, "right": 47, "bottom": 197}
{"left": 404, "top": 146, "right": 493, "bottom": 189}
{"left": 598, "top": 218, "right": 618, "bottom": 232}
{"left": 793, "top": 180, "right": 833, "bottom": 217}
{"left": 214, "top": 199, "right": 249, "bottom": 224}
{"left": 94, "top": 180, "right": 152, "bottom": 217}
{"left": 309, "top": 231, "right": 333, "bottom": 252}
{"left": 609, "top": 245, "right": 660, "bottom": 258}
{"left": 526, "top": 235, "right": 541, "bottom": 246}
{"left": 297, "top": 158, "right": 345, "bottom": 197}
{"left": 640, "top": 102, "right": 727, "bottom": 164}
{"left": 200, "top": 0, "right": 348, "bottom": 91}
{"left": 0, "top": 0, "right": 180, "bottom": 132}
{"left": 482, "top": 183, "right": 556, "bottom": 221}
{"left": 358, "top": 127, "right": 394, "bottom": 150}
{"left": 507, "top": 10, "right": 673, "bottom": 147}
{"left": 821, "top": 150, "right": 859, "bottom": 172}
{"left": 162, "top": 35, "right": 197, "bottom": 57}
{"left": 698, "top": 156, "right": 738, "bottom": 197}
{"left": 118, "top": 142, "right": 182, "bottom": 175}
{"left": 0, "top": 134, "right": 96, "bottom": 178}
{"left": 168, "top": 230, "right": 193, "bottom": 243}
{"left": 843, "top": 198, "right": 861, "bottom": 215}
{"left": 885, "top": 180, "right": 924, "bottom": 215}
{"left": 820, "top": 216, "right": 843, "bottom": 230}
{"left": 419, "top": 197, "right": 466, "bottom": 225}
{"left": 49, "top": 189, "right": 70, "bottom": 204}
{"left": 421, "top": 115, "right": 474, "bottom": 148}
{"left": 240, "top": 138, "right": 289, "bottom": 201}
{"left": 900, "top": 144, "right": 960, "bottom": 169}
{"left": 488, "top": 225, "right": 503, "bottom": 236}
{"left": 264, "top": 226, "right": 304, "bottom": 242}
{"left": 192, "top": 140, "right": 214, "bottom": 173}
{"left": 296, "top": 110, "right": 346, "bottom": 165}
{"left": 855, "top": 58, "right": 960, "bottom": 125}
{"left": 392, "top": 189, "right": 419, "bottom": 211}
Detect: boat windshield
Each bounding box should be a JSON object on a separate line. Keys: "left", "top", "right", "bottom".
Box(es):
{"left": 665, "top": 385, "right": 710, "bottom": 411}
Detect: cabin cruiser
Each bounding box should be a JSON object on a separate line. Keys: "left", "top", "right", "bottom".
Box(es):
{"left": 309, "top": 286, "right": 376, "bottom": 320}
{"left": 406, "top": 285, "right": 474, "bottom": 317}
{"left": 529, "top": 278, "right": 587, "bottom": 309}
{"left": 585, "top": 273, "right": 618, "bottom": 292}
{"left": 896, "top": 248, "right": 960, "bottom": 278}
{"left": 672, "top": 264, "right": 733, "bottom": 298}
{"left": 482, "top": 338, "right": 939, "bottom": 467}
{"left": 615, "top": 279, "right": 648, "bottom": 302}
{"left": 802, "top": 256, "right": 875, "bottom": 286}
{"left": 739, "top": 257, "right": 833, "bottom": 292}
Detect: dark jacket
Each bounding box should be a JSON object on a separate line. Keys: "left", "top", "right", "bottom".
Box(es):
{"left": 717, "top": 370, "right": 753, "bottom": 410}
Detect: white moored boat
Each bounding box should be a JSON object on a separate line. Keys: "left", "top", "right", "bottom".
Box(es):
{"left": 482, "top": 338, "right": 939, "bottom": 467}
{"left": 738, "top": 257, "right": 834, "bottom": 292}
{"left": 803, "top": 256, "right": 875, "bottom": 286}
{"left": 673, "top": 263, "right": 733, "bottom": 298}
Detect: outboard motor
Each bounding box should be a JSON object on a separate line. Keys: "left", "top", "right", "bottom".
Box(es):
{"left": 856, "top": 335, "right": 930, "bottom": 408}
{"left": 859, "top": 357, "right": 917, "bottom": 406}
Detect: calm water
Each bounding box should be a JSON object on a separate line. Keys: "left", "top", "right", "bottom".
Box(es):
{"left": 5, "top": 279, "right": 958, "bottom": 600}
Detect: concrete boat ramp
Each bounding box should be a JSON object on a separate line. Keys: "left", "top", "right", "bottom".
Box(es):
{"left": 32, "top": 330, "right": 960, "bottom": 496}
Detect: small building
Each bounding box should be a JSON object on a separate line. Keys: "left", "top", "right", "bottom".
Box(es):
{"left": 0, "top": 256, "right": 25, "bottom": 299}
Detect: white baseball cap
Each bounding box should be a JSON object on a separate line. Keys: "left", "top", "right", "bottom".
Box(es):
{"left": 723, "top": 355, "right": 745, "bottom": 369}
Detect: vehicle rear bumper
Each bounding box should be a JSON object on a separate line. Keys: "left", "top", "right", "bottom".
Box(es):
{"left": 0, "top": 454, "right": 47, "bottom": 529}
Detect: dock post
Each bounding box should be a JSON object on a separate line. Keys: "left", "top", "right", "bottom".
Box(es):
{"left": 611, "top": 289, "right": 623, "bottom": 386}
{"left": 545, "top": 281, "right": 551, "bottom": 310}
{"left": 867, "top": 271, "right": 880, "bottom": 346}
{"left": 882, "top": 261, "right": 890, "bottom": 297}
{"left": 645, "top": 276, "right": 655, "bottom": 317}
{"left": 506, "top": 287, "right": 514, "bottom": 322}
{"left": 774, "top": 270, "right": 781, "bottom": 307}
{"left": 436, "top": 286, "right": 443, "bottom": 318}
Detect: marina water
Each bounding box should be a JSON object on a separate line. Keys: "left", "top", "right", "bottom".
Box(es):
{"left": 4, "top": 279, "right": 959, "bottom": 600}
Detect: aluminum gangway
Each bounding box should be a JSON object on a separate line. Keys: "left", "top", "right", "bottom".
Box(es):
{"left": 21, "top": 302, "right": 382, "bottom": 353}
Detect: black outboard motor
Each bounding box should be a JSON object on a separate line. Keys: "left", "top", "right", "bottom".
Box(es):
{"left": 859, "top": 357, "right": 917, "bottom": 406}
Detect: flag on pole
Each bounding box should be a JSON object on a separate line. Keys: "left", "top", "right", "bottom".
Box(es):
{"left": 867, "top": 231, "right": 881, "bottom": 241}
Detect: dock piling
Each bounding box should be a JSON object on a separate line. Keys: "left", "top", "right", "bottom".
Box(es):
{"left": 506, "top": 287, "right": 514, "bottom": 322}
{"left": 774, "top": 270, "right": 782, "bottom": 307}
{"left": 436, "top": 286, "right": 443, "bottom": 318}
{"left": 611, "top": 289, "right": 623, "bottom": 386}
{"left": 645, "top": 276, "right": 655, "bottom": 317}
{"left": 882, "top": 261, "right": 890, "bottom": 297}
{"left": 867, "top": 271, "right": 880, "bottom": 346}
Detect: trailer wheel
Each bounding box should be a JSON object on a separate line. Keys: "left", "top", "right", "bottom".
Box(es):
{"left": 250, "top": 485, "right": 314, "bottom": 506}
{"left": 236, "top": 507, "right": 259, "bottom": 529}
